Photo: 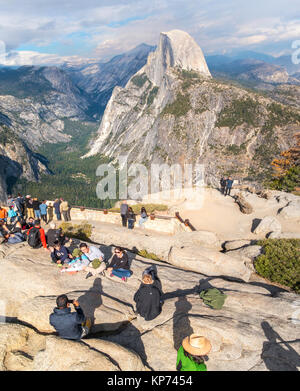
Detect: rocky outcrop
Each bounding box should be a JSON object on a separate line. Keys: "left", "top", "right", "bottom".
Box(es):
{"left": 0, "top": 123, "right": 49, "bottom": 198}
{"left": 234, "top": 193, "right": 253, "bottom": 214}
{"left": 85, "top": 30, "right": 300, "bottom": 187}
{"left": 0, "top": 237, "right": 299, "bottom": 371}
{"left": 0, "top": 323, "right": 145, "bottom": 371}
{"left": 253, "top": 216, "right": 282, "bottom": 237}
{"left": 278, "top": 200, "right": 300, "bottom": 220}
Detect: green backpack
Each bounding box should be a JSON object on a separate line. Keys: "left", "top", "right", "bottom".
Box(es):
{"left": 199, "top": 288, "right": 227, "bottom": 310}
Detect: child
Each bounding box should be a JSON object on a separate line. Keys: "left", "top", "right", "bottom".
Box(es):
{"left": 7, "top": 206, "right": 17, "bottom": 224}
{"left": 61, "top": 248, "right": 90, "bottom": 273}
{"left": 176, "top": 334, "right": 211, "bottom": 371}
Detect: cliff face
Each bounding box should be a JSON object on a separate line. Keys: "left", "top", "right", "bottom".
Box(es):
{"left": 0, "top": 66, "right": 93, "bottom": 148}
{"left": 0, "top": 123, "right": 49, "bottom": 201}
{"left": 85, "top": 30, "right": 300, "bottom": 185}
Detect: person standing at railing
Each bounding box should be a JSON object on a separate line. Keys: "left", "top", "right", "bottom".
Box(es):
{"left": 120, "top": 200, "right": 128, "bottom": 227}
{"left": 53, "top": 199, "right": 62, "bottom": 221}
{"left": 138, "top": 207, "right": 148, "bottom": 228}
{"left": 127, "top": 207, "right": 136, "bottom": 229}
{"left": 60, "top": 198, "right": 71, "bottom": 221}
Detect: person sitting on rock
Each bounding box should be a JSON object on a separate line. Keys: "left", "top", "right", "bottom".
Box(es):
{"left": 49, "top": 294, "right": 91, "bottom": 340}
{"left": 176, "top": 334, "right": 211, "bottom": 371}
{"left": 134, "top": 270, "right": 163, "bottom": 321}
{"left": 106, "top": 247, "right": 132, "bottom": 282}
{"left": 61, "top": 248, "right": 90, "bottom": 274}
{"left": 79, "top": 243, "right": 106, "bottom": 279}
{"left": 46, "top": 222, "right": 66, "bottom": 248}
{"left": 0, "top": 206, "right": 7, "bottom": 223}
{"left": 23, "top": 217, "right": 35, "bottom": 231}
{"left": 26, "top": 220, "right": 48, "bottom": 250}
{"left": 50, "top": 241, "right": 73, "bottom": 265}
{"left": 0, "top": 220, "right": 9, "bottom": 238}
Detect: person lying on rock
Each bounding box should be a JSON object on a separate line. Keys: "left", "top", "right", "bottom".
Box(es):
{"left": 79, "top": 243, "right": 107, "bottom": 279}
{"left": 134, "top": 271, "right": 163, "bottom": 321}
{"left": 60, "top": 248, "right": 90, "bottom": 273}
{"left": 106, "top": 247, "right": 132, "bottom": 282}
{"left": 50, "top": 241, "right": 73, "bottom": 265}
{"left": 3, "top": 231, "right": 25, "bottom": 244}
{"left": 176, "top": 334, "right": 211, "bottom": 371}
{"left": 49, "top": 294, "right": 91, "bottom": 340}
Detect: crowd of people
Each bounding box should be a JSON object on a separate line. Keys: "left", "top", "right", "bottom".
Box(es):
{"left": 220, "top": 176, "right": 234, "bottom": 196}
{"left": 0, "top": 194, "right": 212, "bottom": 371}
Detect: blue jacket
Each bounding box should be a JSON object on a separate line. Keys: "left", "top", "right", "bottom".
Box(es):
{"left": 49, "top": 306, "right": 85, "bottom": 340}
{"left": 39, "top": 203, "right": 48, "bottom": 215}
{"left": 53, "top": 201, "right": 61, "bottom": 214}
{"left": 226, "top": 179, "right": 234, "bottom": 188}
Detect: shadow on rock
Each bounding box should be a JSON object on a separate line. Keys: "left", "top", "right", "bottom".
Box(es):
{"left": 251, "top": 218, "right": 262, "bottom": 233}
{"left": 261, "top": 321, "right": 300, "bottom": 371}
{"left": 173, "top": 294, "right": 194, "bottom": 351}
{"left": 78, "top": 278, "right": 103, "bottom": 327}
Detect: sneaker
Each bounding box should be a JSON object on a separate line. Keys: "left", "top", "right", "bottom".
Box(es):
{"left": 122, "top": 277, "right": 127, "bottom": 282}
{"left": 85, "top": 272, "right": 93, "bottom": 279}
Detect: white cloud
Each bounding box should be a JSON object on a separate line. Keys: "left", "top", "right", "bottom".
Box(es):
{"left": 0, "top": 0, "right": 300, "bottom": 65}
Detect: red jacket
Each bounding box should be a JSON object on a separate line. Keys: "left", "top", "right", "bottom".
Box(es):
{"left": 27, "top": 226, "right": 47, "bottom": 248}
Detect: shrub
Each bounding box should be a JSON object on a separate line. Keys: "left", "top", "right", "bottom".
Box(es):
{"left": 162, "top": 93, "right": 191, "bottom": 118}
{"left": 216, "top": 98, "right": 259, "bottom": 128}
{"left": 59, "top": 221, "right": 92, "bottom": 241}
{"left": 131, "top": 73, "right": 149, "bottom": 87}
{"left": 137, "top": 249, "right": 161, "bottom": 261}
{"left": 254, "top": 239, "right": 300, "bottom": 293}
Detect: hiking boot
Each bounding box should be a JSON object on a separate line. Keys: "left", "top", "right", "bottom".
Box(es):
{"left": 122, "top": 277, "right": 127, "bottom": 282}
{"left": 85, "top": 272, "right": 93, "bottom": 279}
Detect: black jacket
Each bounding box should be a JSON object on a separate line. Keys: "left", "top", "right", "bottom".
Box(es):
{"left": 108, "top": 252, "right": 130, "bottom": 270}
{"left": 134, "top": 281, "right": 163, "bottom": 321}
{"left": 32, "top": 200, "right": 41, "bottom": 211}
{"left": 47, "top": 228, "right": 65, "bottom": 247}
{"left": 49, "top": 306, "right": 85, "bottom": 340}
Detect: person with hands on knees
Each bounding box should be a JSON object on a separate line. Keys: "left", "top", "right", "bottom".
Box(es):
{"left": 106, "top": 247, "right": 132, "bottom": 282}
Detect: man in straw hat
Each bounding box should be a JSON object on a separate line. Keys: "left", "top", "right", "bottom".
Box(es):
{"left": 176, "top": 334, "right": 211, "bottom": 371}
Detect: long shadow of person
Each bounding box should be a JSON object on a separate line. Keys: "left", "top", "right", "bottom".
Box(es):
{"left": 99, "top": 322, "right": 154, "bottom": 371}
{"left": 261, "top": 321, "right": 300, "bottom": 371}
{"left": 173, "top": 293, "right": 194, "bottom": 352}
{"left": 78, "top": 278, "right": 103, "bottom": 329}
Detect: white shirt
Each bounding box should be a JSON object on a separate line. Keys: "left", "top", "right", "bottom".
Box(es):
{"left": 85, "top": 246, "right": 104, "bottom": 262}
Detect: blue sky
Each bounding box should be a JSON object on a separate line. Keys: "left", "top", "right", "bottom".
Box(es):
{"left": 0, "top": 0, "right": 300, "bottom": 65}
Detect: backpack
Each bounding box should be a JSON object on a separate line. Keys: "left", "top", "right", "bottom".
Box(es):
{"left": 28, "top": 227, "right": 41, "bottom": 248}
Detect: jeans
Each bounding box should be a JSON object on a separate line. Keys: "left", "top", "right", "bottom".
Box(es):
{"left": 121, "top": 214, "right": 127, "bottom": 227}
{"left": 41, "top": 214, "right": 47, "bottom": 223}
{"left": 34, "top": 210, "right": 41, "bottom": 219}
{"left": 55, "top": 212, "right": 62, "bottom": 221}
{"left": 111, "top": 268, "right": 132, "bottom": 279}
{"left": 128, "top": 219, "right": 135, "bottom": 229}
{"left": 225, "top": 187, "right": 232, "bottom": 196}
{"left": 139, "top": 217, "right": 148, "bottom": 227}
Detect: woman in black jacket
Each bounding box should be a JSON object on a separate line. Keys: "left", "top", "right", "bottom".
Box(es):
{"left": 134, "top": 273, "right": 163, "bottom": 321}
{"left": 106, "top": 247, "right": 132, "bottom": 282}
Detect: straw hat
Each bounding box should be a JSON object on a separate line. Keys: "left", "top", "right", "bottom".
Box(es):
{"left": 182, "top": 334, "right": 211, "bottom": 356}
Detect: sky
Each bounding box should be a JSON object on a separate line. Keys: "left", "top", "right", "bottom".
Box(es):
{"left": 0, "top": 0, "right": 300, "bottom": 65}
